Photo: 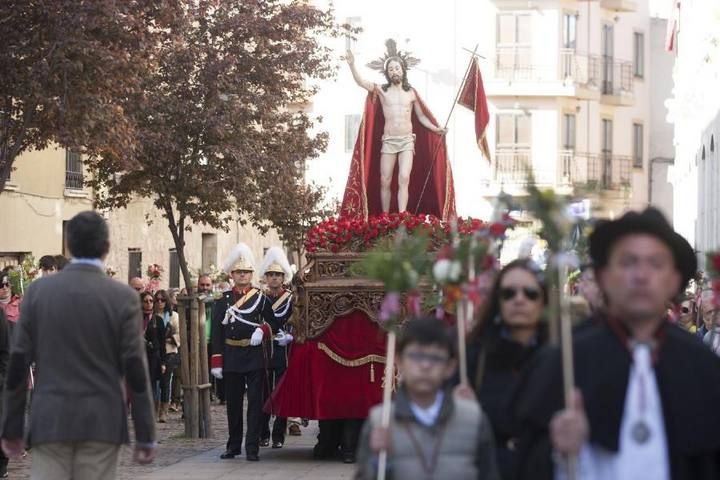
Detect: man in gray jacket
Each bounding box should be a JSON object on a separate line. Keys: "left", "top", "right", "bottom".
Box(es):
{"left": 1, "top": 211, "right": 156, "bottom": 479}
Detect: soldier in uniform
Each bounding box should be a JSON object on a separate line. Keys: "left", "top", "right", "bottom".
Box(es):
{"left": 258, "top": 247, "right": 295, "bottom": 449}
{"left": 210, "top": 243, "right": 275, "bottom": 462}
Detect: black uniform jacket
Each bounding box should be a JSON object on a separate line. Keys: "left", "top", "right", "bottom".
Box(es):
{"left": 513, "top": 319, "right": 720, "bottom": 480}
{"left": 265, "top": 289, "right": 293, "bottom": 369}
{"left": 211, "top": 287, "right": 275, "bottom": 374}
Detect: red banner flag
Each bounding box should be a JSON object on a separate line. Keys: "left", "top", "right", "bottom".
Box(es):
{"left": 665, "top": 1, "right": 680, "bottom": 53}
{"left": 458, "top": 57, "right": 491, "bottom": 162}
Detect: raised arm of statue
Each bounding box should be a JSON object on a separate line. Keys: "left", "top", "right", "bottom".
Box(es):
{"left": 412, "top": 93, "right": 447, "bottom": 136}
{"left": 346, "top": 50, "right": 376, "bottom": 93}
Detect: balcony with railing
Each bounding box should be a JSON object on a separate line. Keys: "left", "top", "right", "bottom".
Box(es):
{"left": 490, "top": 148, "right": 554, "bottom": 187}
{"left": 600, "top": 57, "right": 634, "bottom": 106}
{"left": 488, "top": 48, "right": 601, "bottom": 100}
{"left": 559, "top": 150, "right": 632, "bottom": 191}
{"left": 481, "top": 149, "right": 632, "bottom": 195}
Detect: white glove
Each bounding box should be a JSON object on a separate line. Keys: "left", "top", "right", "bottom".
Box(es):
{"left": 250, "top": 327, "right": 264, "bottom": 346}
{"left": 211, "top": 367, "right": 223, "bottom": 380}
{"left": 276, "top": 330, "right": 294, "bottom": 347}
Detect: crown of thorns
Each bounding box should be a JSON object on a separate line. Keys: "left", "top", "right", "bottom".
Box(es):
{"left": 366, "top": 39, "right": 421, "bottom": 73}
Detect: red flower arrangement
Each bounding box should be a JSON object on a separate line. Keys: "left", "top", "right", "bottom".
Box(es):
{"left": 305, "top": 212, "right": 514, "bottom": 254}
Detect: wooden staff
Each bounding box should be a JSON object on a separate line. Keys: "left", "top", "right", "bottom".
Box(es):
{"left": 458, "top": 235, "right": 478, "bottom": 386}
{"left": 377, "top": 330, "right": 397, "bottom": 480}
{"left": 558, "top": 265, "right": 577, "bottom": 480}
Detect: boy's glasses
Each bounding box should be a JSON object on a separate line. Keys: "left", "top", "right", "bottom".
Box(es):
{"left": 500, "top": 286, "right": 541, "bottom": 302}
{"left": 404, "top": 351, "right": 449, "bottom": 366}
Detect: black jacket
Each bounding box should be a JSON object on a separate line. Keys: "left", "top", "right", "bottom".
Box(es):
{"left": 265, "top": 289, "right": 293, "bottom": 369}
{"left": 513, "top": 320, "right": 720, "bottom": 480}
{"left": 144, "top": 313, "right": 166, "bottom": 382}
{"left": 211, "top": 288, "right": 275, "bottom": 374}
{"left": 466, "top": 336, "right": 542, "bottom": 480}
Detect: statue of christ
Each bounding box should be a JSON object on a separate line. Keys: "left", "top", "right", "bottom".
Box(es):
{"left": 346, "top": 49, "right": 447, "bottom": 213}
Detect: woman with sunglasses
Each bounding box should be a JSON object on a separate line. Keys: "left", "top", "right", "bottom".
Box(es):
{"left": 154, "top": 290, "right": 180, "bottom": 422}
{"left": 458, "top": 258, "right": 548, "bottom": 480}
{"left": 141, "top": 291, "right": 166, "bottom": 417}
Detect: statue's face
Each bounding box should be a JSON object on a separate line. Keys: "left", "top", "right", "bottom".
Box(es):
{"left": 386, "top": 59, "right": 404, "bottom": 85}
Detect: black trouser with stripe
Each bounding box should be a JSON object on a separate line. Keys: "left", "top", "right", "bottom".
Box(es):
{"left": 261, "top": 364, "right": 288, "bottom": 444}
{"left": 224, "top": 370, "right": 264, "bottom": 455}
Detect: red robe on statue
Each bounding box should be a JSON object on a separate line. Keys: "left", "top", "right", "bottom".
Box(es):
{"left": 266, "top": 89, "right": 458, "bottom": 422}
{"left": 340, "top": 89, "right": 456, "bottom": 220}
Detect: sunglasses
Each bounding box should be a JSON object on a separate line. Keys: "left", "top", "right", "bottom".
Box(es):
{"left": 500, "top": 286, "right": 541, "bottom": 302}
{"left": 0, "top": 282, "right": 9, "bottom": 288}
{"left": 155, "top": 298, "right": 167, "bottom": 302}
{"left": 404, "top": 351, "right": 449, "bottom": 366}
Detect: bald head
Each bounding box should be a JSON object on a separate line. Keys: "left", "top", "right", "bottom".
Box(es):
{"left": 129, "top": 277, "right": 145, "bottom": 293}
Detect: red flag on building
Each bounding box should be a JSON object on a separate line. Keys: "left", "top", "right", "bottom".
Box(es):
{"left": 665, "top": 1, "right": 680, "bottom": 53}
{"left": 458, "top": 56, "right": 491, "bottom": 162}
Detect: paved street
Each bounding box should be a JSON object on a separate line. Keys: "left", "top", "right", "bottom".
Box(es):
{"left": 138, "top": 423, "right": 354, "bottom": 480}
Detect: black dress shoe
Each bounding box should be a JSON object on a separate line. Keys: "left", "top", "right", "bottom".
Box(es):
{"left": 260, "top": 438, "right": 270, "bottom": 447}
{"left": 220, "top": 450, "right": 241, "bottom": 459}
{"left": 246, "top": 453, "right": 260, "bottom": 461}
{"left": 342, "top": 452, "right": 356, "bottom": 464}
{"left": 272, "top": 441, "right": 283, "bottom": 449}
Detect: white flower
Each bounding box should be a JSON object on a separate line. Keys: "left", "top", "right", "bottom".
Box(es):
{"left": 448, "top": 261, "right": 462, "bottom": 282}
{"left": 433, "top": 259, "right": 452, "bottom": 282}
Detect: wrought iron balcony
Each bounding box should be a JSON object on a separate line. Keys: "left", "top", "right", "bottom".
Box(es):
{"left": 600, "top": 57, "right": 634, "bottom": 105}
{"left": 492, "top": 148, "right": 554, "bottom": 186}
{"left": 494, "top": 48, "right": 600, "bottom": 85}
{"left": 560, "top": 150, "right": 632, "bottom": 190}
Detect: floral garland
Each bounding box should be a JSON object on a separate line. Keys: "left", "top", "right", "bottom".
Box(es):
{"left": 305, "top": 212, "right": 513, "bottom": 253}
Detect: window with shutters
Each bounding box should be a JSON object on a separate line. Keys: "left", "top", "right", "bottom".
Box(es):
{"left": 128, "top": 249, "right": 142, "bottom": 282}
{"left": 633, "top": 123, "right": 644, "bottom": 168}
{"left": 169, "top": 249, "right": 179, "bottom": 288}
{"left": 633, "top": 32, "right": 645, "bottom": 78}
{"left": 496, "top": 13, "right": 532, "bottom": 78}
{"left": 496, "top": 113, "right": 531, "bottom": 148}
{"left": 65, "top": 149, "right": 83, "bottom": 190}
{"left": 563, "top": 114, "right": 576, "bottom": 150}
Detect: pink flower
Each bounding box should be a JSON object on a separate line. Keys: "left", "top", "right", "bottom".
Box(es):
{"left": 380, "top": 292, "right": 402, "bottom": 323}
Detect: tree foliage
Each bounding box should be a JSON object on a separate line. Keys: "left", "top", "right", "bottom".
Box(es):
{"left": 87, "top": 0, "right": 346, "bottom": 290}
{"left": 0, "top": 0, "right": 179, "bottom": 192}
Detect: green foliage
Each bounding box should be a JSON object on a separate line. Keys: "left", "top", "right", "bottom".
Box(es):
{"left": 354, "top": 230, "right": 432, "bottom": 292}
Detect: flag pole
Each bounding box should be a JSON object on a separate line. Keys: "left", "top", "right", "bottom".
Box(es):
{"left": 413, "top": 44, "right": 480, "bottom": 215}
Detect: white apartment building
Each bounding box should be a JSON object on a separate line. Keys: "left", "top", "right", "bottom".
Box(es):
{"left": 483, "top": 0, "right": 655, "bottom": 219}
{"left": 666, "top": 0, "right": 720, "bottom": 260}
{"left": 309, "top": 0, "right": 661, "bottom": 220}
